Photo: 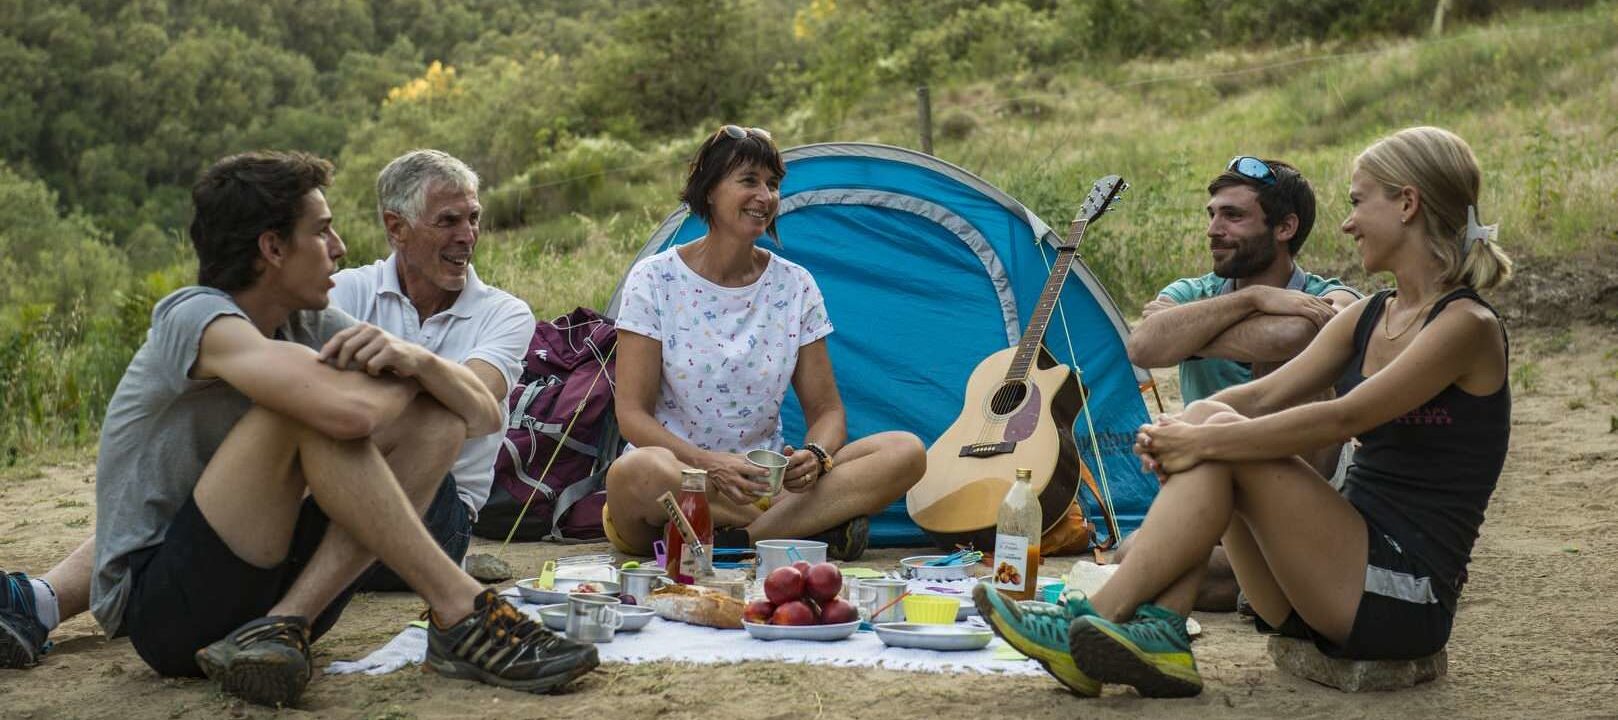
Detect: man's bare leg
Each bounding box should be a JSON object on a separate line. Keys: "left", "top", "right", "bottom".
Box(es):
{"left": 40, "top": 536, "right": 95, "bottom": 623}
{"left": 268, "top": 395, "right": 473, "bottom": 622}
{"left": 194, "top": 397, "right": 481, "bottom": 626}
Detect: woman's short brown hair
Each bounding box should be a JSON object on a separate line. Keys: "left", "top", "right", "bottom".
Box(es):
{"left": 680, "top": 126, "right": 786, "bottom": 240}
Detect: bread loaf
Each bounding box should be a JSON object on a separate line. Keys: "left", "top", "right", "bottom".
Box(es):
{"left": 648, "top": 584, "right": 744, "bottom": 629}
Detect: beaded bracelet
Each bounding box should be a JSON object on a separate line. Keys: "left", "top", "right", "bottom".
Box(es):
{"left": 803, "top": 442, "right": 834, "bottom": 474}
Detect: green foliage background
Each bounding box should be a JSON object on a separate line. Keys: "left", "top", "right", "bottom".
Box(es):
{"left": 1, "top": 0, "right": 1614, "bottom": 460}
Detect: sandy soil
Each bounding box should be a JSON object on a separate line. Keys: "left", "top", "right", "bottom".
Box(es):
{"left": 3, "top": 317, "right": 1617, "bottom": 718}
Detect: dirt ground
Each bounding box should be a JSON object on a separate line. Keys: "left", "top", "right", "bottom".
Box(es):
{"left": 4, "top": 269, "right": 1618, "bottom": 718}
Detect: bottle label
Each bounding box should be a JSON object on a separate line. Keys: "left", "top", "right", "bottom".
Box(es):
{"left": 992, "top": 533, "right": 1030, "bottom": 592}
{"left": 678, "top": 546, "right": 700, "bottom": 581}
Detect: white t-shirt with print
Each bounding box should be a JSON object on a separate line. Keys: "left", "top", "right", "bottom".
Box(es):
{"left": 616, "top": 247, "right": 833, "bottom": 454}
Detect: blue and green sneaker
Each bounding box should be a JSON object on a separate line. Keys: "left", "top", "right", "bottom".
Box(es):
{"left": 1068, "top": 602, "right": 1202, "bottom": 698}
{"left": 971, "top": 583, "right": 1100, "bottom": 697}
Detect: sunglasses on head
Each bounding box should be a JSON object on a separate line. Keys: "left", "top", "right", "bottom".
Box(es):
{"left": 1226, "top": 156, "right": 1277, "bottom": 186}
{"left": 719, "top": 125, "right": 772, "bottom": 141}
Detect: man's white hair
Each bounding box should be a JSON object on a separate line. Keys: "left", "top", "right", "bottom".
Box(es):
{"left": 376, "top": 149, "right": 480, "bottom": 227}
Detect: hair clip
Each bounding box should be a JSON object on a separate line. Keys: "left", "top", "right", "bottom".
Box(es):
{"left": 1463, "top": 205, "right": 1497, "bottom": 254}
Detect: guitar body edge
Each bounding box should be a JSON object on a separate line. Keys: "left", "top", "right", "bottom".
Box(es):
{"left": 907, "top": 347, "right": 1086, "bottom": 550}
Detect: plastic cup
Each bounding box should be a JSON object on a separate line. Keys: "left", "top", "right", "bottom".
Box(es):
{"left": 746, "top": 449, "right": 789, "bottom": 497}
{"left": 902, "top": 595, "right": 961, "bottom": 624}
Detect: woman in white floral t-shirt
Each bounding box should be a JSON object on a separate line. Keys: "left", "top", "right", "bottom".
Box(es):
{"left": 602, "top": 126, "right": 926, "bottom": 561}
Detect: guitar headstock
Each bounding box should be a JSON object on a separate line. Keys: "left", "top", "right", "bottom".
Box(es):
{"left": 1078, "top": 175, "right": 1127, "bottom": 223}
{"left": 1058, "top": 175, "right": 1127, "bottom": 248}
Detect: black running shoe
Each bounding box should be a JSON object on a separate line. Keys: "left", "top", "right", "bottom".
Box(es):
{"left": 425, "top": 589, "right": 598, "bottom": 694}
{"left": 1, "top": 571, "right": 51, "bottom": 668}
{"left": 810, "top": 515, "right": 870, "bottom": 561}
{"left": 195, "top": 616, "right": 312, "bottom": 708}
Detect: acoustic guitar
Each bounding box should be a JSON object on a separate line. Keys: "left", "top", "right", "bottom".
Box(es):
{"left": 906, "top": 175, "right": 1126, "bottom": 551}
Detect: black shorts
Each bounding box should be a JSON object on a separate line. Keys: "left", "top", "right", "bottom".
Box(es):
{"left": 1257, "top": 519, "right": 1454, "bottom": 660}
{"left": 122, "top": 496, "right": 361, "bottom": 677}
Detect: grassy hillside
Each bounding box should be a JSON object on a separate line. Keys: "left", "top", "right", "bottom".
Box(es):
{"left": 470, "top": 5, "right": 1617, "bottom": 324}
{"left": 4, "top": 4, "right": 1615, "bottom": 458}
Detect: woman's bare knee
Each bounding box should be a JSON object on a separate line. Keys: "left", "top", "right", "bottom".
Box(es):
{"left": 606, "top": 448, "right": 680, "bottom": 510}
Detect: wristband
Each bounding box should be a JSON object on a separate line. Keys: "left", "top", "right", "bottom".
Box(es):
{"left": 803, "top": 442, "right": 834, "bottom": 474}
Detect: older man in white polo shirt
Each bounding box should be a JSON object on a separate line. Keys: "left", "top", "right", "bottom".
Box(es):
{"left": 333, "top": 150, "right": 534, "bottom": 589}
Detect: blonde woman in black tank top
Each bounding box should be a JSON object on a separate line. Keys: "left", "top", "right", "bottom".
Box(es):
{"left": 977, "top": 127, "right": 1514, "bottom": 699}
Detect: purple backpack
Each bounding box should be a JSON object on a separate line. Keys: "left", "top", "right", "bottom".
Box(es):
{"left": 476, "top": 307, "right": 620, "bottom": 543}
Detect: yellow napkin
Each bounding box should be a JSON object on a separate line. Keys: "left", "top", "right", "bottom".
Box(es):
{"left": 991, "top": 639, "right": 1028, "bottom": 661}
{"left": 838, "top": 567, "right": 885, "bottom": 579}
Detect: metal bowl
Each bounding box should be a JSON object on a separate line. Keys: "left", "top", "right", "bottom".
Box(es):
{"left": 899, "top": 556, "right": 983, "bottom": 581}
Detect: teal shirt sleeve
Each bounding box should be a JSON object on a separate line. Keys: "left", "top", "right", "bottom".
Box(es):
{"left": 1300, "top": 273, "right": 1364, "bottom": 299}
{"left": 1157, "top": 273, "right": 1222, "bottom": 305}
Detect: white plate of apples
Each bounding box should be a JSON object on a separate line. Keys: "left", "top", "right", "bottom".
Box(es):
{"left": 742, "top": 561, "right": 861, "bottom": 641}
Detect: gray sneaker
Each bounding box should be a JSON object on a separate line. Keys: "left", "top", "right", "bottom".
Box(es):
{"left": 426, "top": 589, "right": 598, "bottom": 693}
{"left": 195, "top": 615, "right": 312, "bottom": 708}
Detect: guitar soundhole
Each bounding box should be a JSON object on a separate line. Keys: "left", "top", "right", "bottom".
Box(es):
{"left": 989, "top": 382, "right": 1029, "bottom": 415}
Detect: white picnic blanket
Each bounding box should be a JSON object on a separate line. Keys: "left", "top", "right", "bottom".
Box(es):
{"left": 328, "top": 587, "right": 1045, "bottom": 677}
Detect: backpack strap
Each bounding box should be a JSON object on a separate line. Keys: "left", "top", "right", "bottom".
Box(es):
{"left": 500, "top": 433, "right": 557, "bottom": 500}
{"left": 543, "top": 414, "right": 625, "bottom": 542}
{"left": 543, "top": 470, "right": 605, "bottom": 543}
{"left": 520, "top": 417, "right": 600, "bottom": 457}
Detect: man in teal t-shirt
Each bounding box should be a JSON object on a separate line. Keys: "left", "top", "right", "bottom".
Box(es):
{"left": 1155, "top": 266, "right": 1358, "bottom": 404}
{"left": 1122, "top": 157, "right": 1360, "bottom": 611}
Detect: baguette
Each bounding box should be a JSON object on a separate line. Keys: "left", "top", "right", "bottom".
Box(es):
{"left": 648, "top": 584, "right": 744, "bottom": 629}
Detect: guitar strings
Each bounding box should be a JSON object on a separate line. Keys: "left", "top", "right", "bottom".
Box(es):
{"left": 1037, "top": 240, "right": 1122, "bottom": 547}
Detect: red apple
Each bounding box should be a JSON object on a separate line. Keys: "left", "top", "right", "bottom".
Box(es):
{"left": 764, "top": 566, "right": 806, "bottom": 605}
{"left": 819, "top": 598, "right": 858, "bottom": 625}
{"left": 804, "top": 562, "right": 842, "bottom": 602}
{"left": 791, "top": 560, "right": 812, "bottom": 576}
{"left": 770, "top": 600, "right": 816, "bottom": 626}
{"left": 743, "top": 599, "right": 775, "bottom": 624}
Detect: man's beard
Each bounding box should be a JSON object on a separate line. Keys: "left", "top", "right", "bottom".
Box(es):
{"left": 1213, "top": 232, "right": 1279, "bottom": 280}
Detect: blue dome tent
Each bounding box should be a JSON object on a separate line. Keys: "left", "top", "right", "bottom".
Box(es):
{"left": 606, "top": 143, "right": 1157, "bottom": 547}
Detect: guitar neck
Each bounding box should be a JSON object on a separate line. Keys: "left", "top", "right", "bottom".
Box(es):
{"left": 1004, "top": 218, "right": 1087, "bottom": 383}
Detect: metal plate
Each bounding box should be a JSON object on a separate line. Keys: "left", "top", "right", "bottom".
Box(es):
{"left": 742, "top": 620, "right": 860, "bottom": 642}
{"left": 874, "top": 622, "right": 993, "bottom": 651}
{"left": 515, "top": 578, "right": 621, "bottom": 606}
{"left": 537, "top": 603, "right": 655, "bottom": 632}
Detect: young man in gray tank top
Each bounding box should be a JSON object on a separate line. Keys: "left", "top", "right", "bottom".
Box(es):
{"left": 0, "top": 152, "right": 594, "bottom": 705}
